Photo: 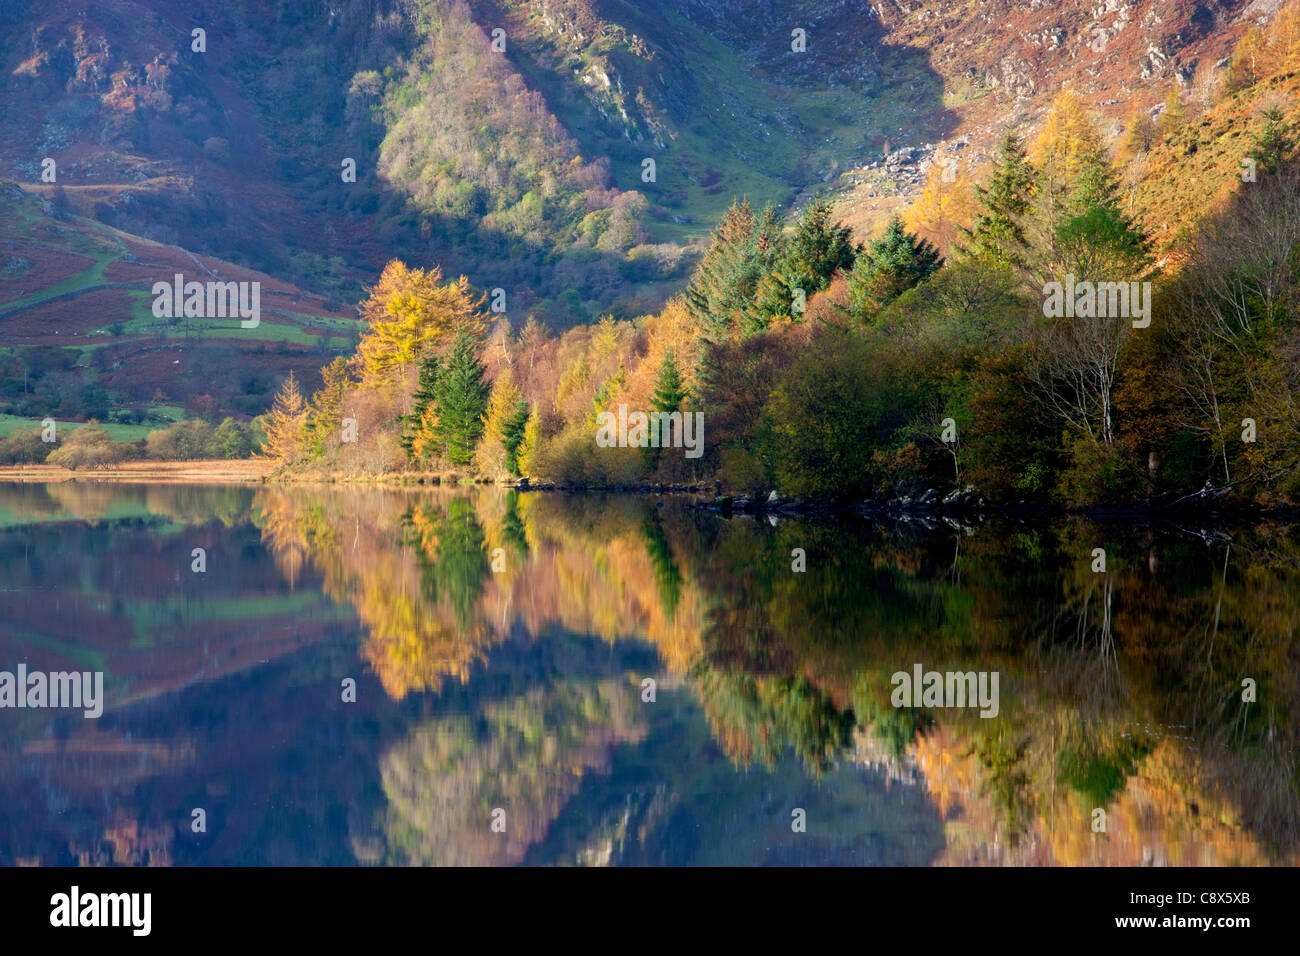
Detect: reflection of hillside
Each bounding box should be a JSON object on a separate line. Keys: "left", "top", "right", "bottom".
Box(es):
{"left": 252, "top": 486, "right": 1300, "bottom": 864}
{"left": 378, "top": 680, "right": 645, "bottom": 866}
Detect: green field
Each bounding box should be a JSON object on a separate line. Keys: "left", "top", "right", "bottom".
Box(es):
{"left": 0, "top": 413, "right": 156, "bottom": 441}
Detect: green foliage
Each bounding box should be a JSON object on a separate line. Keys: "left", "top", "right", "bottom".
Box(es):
{"left": 430, "top": 334, "right": 489, "bottom": 466}
{"left": 1250, "top": 107, "right": 1296, "bottom": 175}
{"left": 959, "top": 131, "right": 1035, "bottom": 267}
{"left": 685, "top": 200, "right": 782, "bottom": 342}
{"left": 651, "top": 350, "right": 686, "bottom": 414}
{"left": 755, "top": 332, "right": 915, "bottom": 500}
{"left": 776, "top": 194, "right": 857, "bottom": 300}
{"left": 847, "top": 216, "right": 942, "bottom": 322}
{"left": 401, "top": 353, "right": 441, "bottom": 458}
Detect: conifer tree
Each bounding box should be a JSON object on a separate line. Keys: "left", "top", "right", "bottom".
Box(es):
{"left": 685, "top": 199, "right": 781, "bottom": 343}
{"left": 261, "top": 371, "right": 308, "bottom": 463}
{"left": 401, "top": 352, "right": 442, "bottom": 458}
{"left": 778, "top": 194, "right": 857, "bottom": 298}
{"left": 431, "top": 333, "right": 489, "bottom": 466}
{"left": 652, "top": 350, "right": 686, "bottom": 414}
{"left": 959, "top": 131, "right": 1035, "bottom": 267}
{"left": 1250, "top": 107, "right": 1295, "bottom": 175}
{"left": 847, "top": 216, "right": 943, "bottom": 321}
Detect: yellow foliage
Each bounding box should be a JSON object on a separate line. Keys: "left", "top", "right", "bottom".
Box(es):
{"left": 355, "top": 260, "right": 488, "bottom": 388}
{"left": 1031, "top": 89, "right": 1106, "bottom": 184}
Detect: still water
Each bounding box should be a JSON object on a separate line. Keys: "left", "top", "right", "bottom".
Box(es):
{"left": 0, "top": 482, "right": 1297, "bottom": 865}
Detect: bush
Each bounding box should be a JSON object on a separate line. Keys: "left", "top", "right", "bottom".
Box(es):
{"left": 45, "top": 425, "right": 132, "bottom": 470}
{"left": 755, "top": 331, "right": 913, "bottom": 501}
{"left": 0, "top": 428, "right": 50, "bottom": 465}
{"left": 145, "top": 419, "right": 216, "bottom": 460}
{"left": 1056, "top": 433, "right": 1142, "bottom": 508}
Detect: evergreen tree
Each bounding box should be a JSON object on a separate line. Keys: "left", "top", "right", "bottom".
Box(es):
{"left": 745, "top": 195, "right": 857, "bottom": 331}
{"left": 744, "top": 270, "right": 800, "bottom": 333}
{"left": 652, "top": 350, "right": 686, "bottom": 413}
{"left": 1053, "top": 147, "right": 1149, "bottom": 280}
{"left": 685, "top": 199, "right": 781, "bottom": 343}
{"left": 501, "top": 401, "right": 530, "bottom": 475}
{"left": 778, "top": 194, "right": 857, "bottom": 298}
{"left": 431, "top": 334, "right": 489, "bottom": 466}
{"left": 958, "top": 131, "right": 1035, "bottom": 267}
{"left": 1250, "top": 107, "right": 1295, "bottom": 175}
{"left": 400, "top": 352, "right": 441, "bottom": 457}
{"left": 847, "top": 216, "right": 943, "bottom": 321}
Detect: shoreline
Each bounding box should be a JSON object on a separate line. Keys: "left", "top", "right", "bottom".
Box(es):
{"left": 0, "top": 463, "right": 1295, "bottom": 524}
{"left": 0, "top": 460, "right": 275, "bottom": 483}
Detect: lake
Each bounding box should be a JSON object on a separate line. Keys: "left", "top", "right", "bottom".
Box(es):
{"left": 0, "top": 481, "right": 1297, "bottom": 865}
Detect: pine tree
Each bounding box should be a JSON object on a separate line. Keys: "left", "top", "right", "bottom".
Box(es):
{"left": 847, "top": 216, "right": 943, "bottom": 321}
{"left": 260, "top": 371, "right": 308, "bottom": 463}
{"left": 958, "top": 131, "right": 1035, "bottom": 267}
{"left": 685, "top": 199, "right": 781, "bottom": 343}
{"left": 744, "top": 270, "right": 799, "bottom": 333}
{"left": 1250, "top": 107, "right": 1295, "bottom": 174}
{"left": 652, "top": 350, "right": 686, "bottom": 414}
{"left": 778, "top": 194, "right": 857, "bottom": 298}
{"left": 431, "top": 333, "right": 489, "bottom": 466}
{"left": 501, "top": 402, "right": 530, "bottom": 475}
{"left": 1053, "top": 147, "right": 1149, "bottom": 281}
{"left": 401, "top": 352, "right": 441, "bottom": 457}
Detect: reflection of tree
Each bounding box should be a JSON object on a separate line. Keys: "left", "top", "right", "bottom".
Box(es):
{"left": 641, "top": 511, "right": 681, "bottom": 619}
{"left": 402, "top": 498, "right": 488, "bottom": 630}
{"left": 691, "top": 666, "right": 852, "bottom": 774}
{"left": 250, "top": 483, "right": 1300, "bottom": 862}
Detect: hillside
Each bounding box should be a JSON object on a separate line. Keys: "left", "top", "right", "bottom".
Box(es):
{"left": 0, "top": 0, "right": 1293, "bottom": 436}
{"left": 2, "top": 2, "right": 1273, "bottom": 316}
{"left": 0, "top": 182, "right": 358, "bottom": 422}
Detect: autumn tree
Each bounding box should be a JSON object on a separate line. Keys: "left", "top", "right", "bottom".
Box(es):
{"left": 261, "top": 371, "right": 309, "bottom": 464}
{"left": 905, "top": 155, "right": 978, "bottom": 253}
{"left": 355, "top": 260, "right": 488, "bottom": 389}
{"left": 515, "top": 401, "right": 541, "bottom": 476}
{"left": 476, "top": 366, "right": 529, "bottom": 477}
{"left": 46, "top": 424, "right": 131, "bottom": 470}
{"left": 304, "top": 356, "right": 353, "bottom": 457}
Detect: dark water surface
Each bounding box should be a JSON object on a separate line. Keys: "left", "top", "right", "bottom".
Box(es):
{"left": 1, "top": 482, "right": 1297, "bottom": 865}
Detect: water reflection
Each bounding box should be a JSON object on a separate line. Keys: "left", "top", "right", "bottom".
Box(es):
{"left": 0, "top": 481, "right": 1297, "bottom": 865}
